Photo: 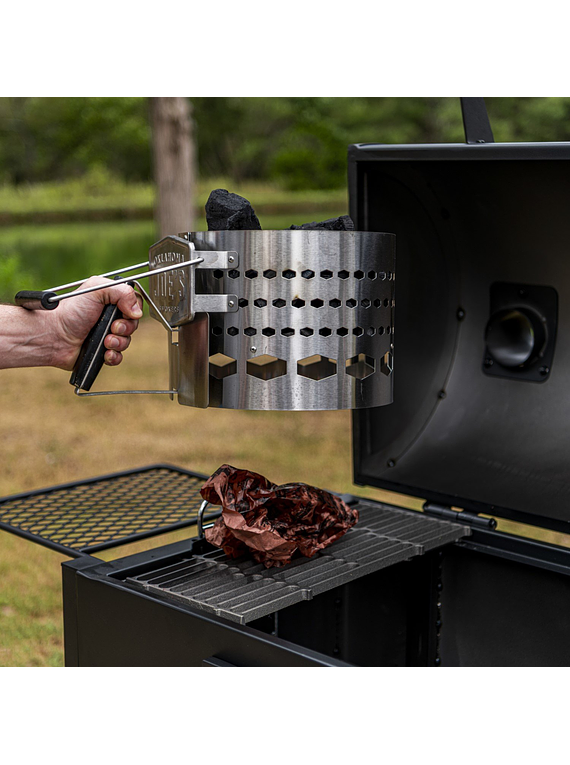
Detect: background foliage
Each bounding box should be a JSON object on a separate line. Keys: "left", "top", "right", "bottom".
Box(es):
{"left": 2, "top": 97, "right": 570, "bottom": 191}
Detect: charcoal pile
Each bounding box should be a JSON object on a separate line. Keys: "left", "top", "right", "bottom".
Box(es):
{"left": 205, "top": 189, "right": 355, "bottom": 231}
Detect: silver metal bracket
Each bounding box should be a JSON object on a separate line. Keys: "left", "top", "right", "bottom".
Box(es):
{"left": 148, "top": 235, "right": 238, "bottom": 327}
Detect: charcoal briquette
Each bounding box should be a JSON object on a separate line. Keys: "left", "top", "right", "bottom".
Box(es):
{"left": 205, "top": 189, "right": 262, "bottom": 231}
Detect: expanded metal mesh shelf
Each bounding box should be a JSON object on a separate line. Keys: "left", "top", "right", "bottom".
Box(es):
{"left": 0, "top": 465, "right": 218, "bottom": 557}
{"left": 127, "top": 501, "right": 471, "bottom": 624}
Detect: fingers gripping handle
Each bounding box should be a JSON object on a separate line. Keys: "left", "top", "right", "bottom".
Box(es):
{"left": 69, "top": 302, "right": 122, "bottom": 391}
{"left": 69, "top": 276, "right": 132, "bottom": 392}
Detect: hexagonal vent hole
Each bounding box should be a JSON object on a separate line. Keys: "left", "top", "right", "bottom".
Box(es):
{"left": 367, "top": 327, "right": 376, "bottom": 336}
{"left": 273, "top": 298, "right": 286, "bottom": 308}
{"left": 338, "top": 270, "right": 349, "bottom": 279}
{"left": 368, "top": 271, "right": 377, "bottom": 280}
{"left": 213, "top": 269, "right": 223, "bottom": 279}
{"left": 209, "top": 353, "right": 237, "bottom": 380}
{"left": 301, "top": 270, "right": 315, "bottom": 279}
{"left": 228, "top": 269, "right": 240, "bottom": 279}
{"left": 244, "top": 327, "right": 257, "bottom": 336}
{"left": 361, "top": 298, "right": 371, "bottom": 308}
{"left": 263, "top": 269, "right": 277, "bottom": 279}
{"left": 292, "top": 298, "right": 305, "bottom": 309}
{"left": 311, "top": 298, "right": 324, "bottom": 308}
{"left": 373, "top": 299, "right": 381, "bottom": 308}
{"left": 337, "top": 327, "right": 349, "bottom": 337}
{"left": 212, "top": 326, "right": 223, "bottom": 336}
{"left": 329, "top": 298, "right": 341, "bottom": 308}
{"left": 238, "top": 298, "right": 249, "bottom": 308}
{"left": 346, "top": 299, "right": 357, "bottom": 308}
{"left": 283, "top": 269, "right": 296, "bottom": 279}
{"left": 353, "top": 326, "right": 364, "bottom": 336}
{"left": 320, "top": 270, "right": 333, "bottom": 279}
{"left": 381, "top": 351, "right": 393, "bottom": 376}
{"left": 300, "top": 327, "right": 314, "bottom": 337}
{"left": 254, "top": 298, "right": 267, "bottom": 308}
{"left": 227, "top": 326, "right": 239, "bottom": 336}
{"left": 247, "top": 355, "right": 287, "bottom": 381}
{"left": 262, "top": 327, "right": 275, "bottom": 337}
{"left": 354, "top": 270, "right": 365, "bottom": 280}
{"left": 298, "top": 355, "right": 337, "bottom": 381}
{"left": 245, "top": 269, "right": 258, "bottom": 279}
{"left": 346, "top": 353, "right": 375, "bottom": 380}
{"left": 319, "top": 327, "right": 332, "bottom": 337}
{"left": 281, "top": 327, "right": 295, "bottom": 337}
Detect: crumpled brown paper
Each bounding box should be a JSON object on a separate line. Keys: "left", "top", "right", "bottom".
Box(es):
{"left": 200, "top": 464, "right": 359, "bottom": 568}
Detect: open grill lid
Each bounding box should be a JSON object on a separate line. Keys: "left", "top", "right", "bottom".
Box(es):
{"left": 350, "top": 111, "right": 570, "bottom": 533}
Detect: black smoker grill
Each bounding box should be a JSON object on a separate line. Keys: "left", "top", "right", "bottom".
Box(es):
{"left": 3, "top": 98, "right": 570, "bottom": 666}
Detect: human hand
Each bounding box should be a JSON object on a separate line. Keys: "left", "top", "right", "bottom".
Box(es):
{"left": 48, "top": 276, "right": 143, "bottom": 371}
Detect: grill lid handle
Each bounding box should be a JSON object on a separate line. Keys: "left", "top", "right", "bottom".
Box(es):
{"left": 460, "top": 97, "right": 494, "bottom": 144}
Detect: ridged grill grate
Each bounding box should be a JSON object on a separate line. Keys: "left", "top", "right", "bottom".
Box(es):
{"left": 0, "top": 465, "right": 216, "bottom": 556}
{"left": 127, "top": 501, "right": 470, "bottom": 624}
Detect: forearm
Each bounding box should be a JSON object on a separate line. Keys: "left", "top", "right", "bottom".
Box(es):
{"left": 0, "top": 304, "right": 61, "bottom": 369}
{"left": 0, "top": 279, "right": 141, "bottom": 373}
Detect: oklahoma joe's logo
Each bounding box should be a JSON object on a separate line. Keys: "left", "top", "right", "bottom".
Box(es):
{"left": 148, "top": 236, "right": 190, "bottom": 323}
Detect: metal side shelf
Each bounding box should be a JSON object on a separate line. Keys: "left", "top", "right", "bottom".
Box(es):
{"left": 0, "top": 464, "right": 220, "bottom": 557}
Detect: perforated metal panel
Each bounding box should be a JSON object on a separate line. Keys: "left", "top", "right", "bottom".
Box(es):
{"left": 0, "top": 465, "right": 217, "bottom": 557}
{"left": 181, "top": 230, "right": 396, "bottom": 410}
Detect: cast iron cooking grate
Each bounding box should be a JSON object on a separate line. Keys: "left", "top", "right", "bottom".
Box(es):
{"left": 0, "top": 465, "right": 217, "bottom": 557}
{"left": 127, "top": 501, "right": 471, "bottom": 624}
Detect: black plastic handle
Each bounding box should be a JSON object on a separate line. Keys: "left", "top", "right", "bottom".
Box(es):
{"left": 15, "top": 290, "right": 59, "bottom": 311}
{"left": 460, "top": 97, "right": 494, "bottom": 144}
{"left": 69, "top": 302, "right": 122, "bottom": 391}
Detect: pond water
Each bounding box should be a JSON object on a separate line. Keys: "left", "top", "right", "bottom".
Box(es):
{"left": 0, "top": 212, "right": 328, "bottom": 301}
{"left": 0, "top": 220, "right": 157, "bottom": 301}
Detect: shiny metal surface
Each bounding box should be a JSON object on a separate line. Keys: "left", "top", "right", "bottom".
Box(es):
{"left": 148, "top": 235, "right": 238, "bottom": 325}
{"left": 175, "top": 230, "right": 395, "bottom": 411}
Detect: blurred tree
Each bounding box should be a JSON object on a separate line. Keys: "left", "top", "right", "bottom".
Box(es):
{"left": 0, "top": 97, "right": 151, "bottom": 184}
{"left": 149, "top": 97, "right": 195, "bottom": 236}
{"left": 1, "top": 98, "right": 570, "bottom": 190}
